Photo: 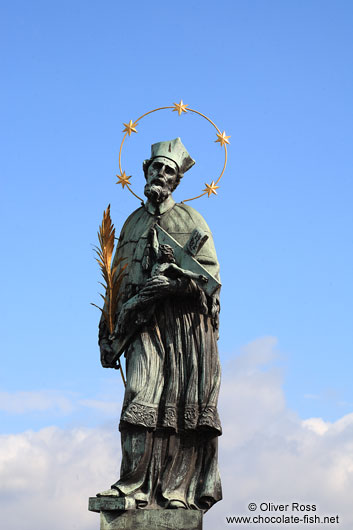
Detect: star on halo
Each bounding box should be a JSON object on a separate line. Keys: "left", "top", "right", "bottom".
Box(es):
{"left": 116, "top": 171, "right": 131, "bottom": 188}
{"left": 215, "top": 131, "right": 231, "bottom": 147}
{"left": 203, "top": 181, "right": 220, "bottom": 197}
{"left": 122, "top": 120, "right": 138, "bottom": 136}
{"left": 172, "top": 100, "right": 189, "bottom": 116}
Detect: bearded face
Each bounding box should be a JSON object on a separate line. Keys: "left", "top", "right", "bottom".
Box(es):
{"left": 144, "top": 157, "right": 179, "bottom": 204}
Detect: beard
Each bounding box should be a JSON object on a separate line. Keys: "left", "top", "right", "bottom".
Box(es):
{"left": 144, "top": 182, "right": 171, "bottom": 204}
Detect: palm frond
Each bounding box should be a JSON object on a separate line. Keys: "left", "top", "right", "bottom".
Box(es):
{"left": 92, "top": 204, "right": 127, "bottom": 335}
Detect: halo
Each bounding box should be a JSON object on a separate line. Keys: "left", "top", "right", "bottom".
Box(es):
{"left": 116, "top": 100, "right": 230, "bottom": 203}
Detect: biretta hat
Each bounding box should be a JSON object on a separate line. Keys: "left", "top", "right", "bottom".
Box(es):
{"left": 150, "top": 137, "right": 195, "bottom": 173}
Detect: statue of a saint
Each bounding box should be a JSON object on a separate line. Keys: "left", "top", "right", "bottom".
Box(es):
{"left": 97, "top": 138, "right": 222, "bottom": 512}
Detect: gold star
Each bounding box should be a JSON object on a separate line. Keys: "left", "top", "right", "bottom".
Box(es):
{"left": 116, "top": 171, "right": 131, "bottom": 188}
{"left": 203, "top": 181, "right": 220, "bottom": 197}
{"left": 122, "top": 120, "right": 138, "bottom": 136}
{"left": 172, "top": 100, "right": 189, "bottom": 116}
{"left": 215, "top": 131, "right": 231, "bottom": 147}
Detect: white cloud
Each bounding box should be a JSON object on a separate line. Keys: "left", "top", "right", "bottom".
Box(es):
{"left": 0, "top": 390, "right": 120, "bottom": 417}
{"left": 79, "top": 399, "right": 119, "bottom": 415}
{"left": 0, "top": 337, "right": 352, "bottom": 529}
{"left": 0, "top": 426, "right": 120, "bottom": 530}
{"left": 303, "top": 417, "right": 330, "bottom": 435}
{"left": 207, "top": 337, "right": 353, "bottom": 529}
{"left": 304, "top": 393, "right": 320, "bottom": 399}
{"left": 0, "top": 390, "right": 73, "bottom": 414}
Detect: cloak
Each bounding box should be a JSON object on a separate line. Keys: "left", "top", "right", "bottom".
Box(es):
{"left": 102, "top": 196, "right": 222, "bottom": 509}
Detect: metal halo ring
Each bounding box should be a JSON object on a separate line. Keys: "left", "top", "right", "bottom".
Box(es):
{"left": 116, "top": 100, "right": 230, "bottom": 203}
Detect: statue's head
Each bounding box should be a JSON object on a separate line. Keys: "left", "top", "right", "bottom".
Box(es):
{"left": 143, "top": 138, "right": 195, "bottom": 204}
{"left": 158, "top": 244, "right": 176, "bottom": 264}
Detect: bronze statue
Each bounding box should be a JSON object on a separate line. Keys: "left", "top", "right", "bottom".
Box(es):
{"left": 96, "top": 138, "right": 222, "bottom": 513}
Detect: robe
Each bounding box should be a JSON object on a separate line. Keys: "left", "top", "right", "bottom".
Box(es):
{"left": 103, "top": 196, "right": 222, "bottom": 510}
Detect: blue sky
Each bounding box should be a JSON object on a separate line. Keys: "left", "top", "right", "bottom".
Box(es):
{"left": 0, "top": 1, "right": 353, "bottom": 527}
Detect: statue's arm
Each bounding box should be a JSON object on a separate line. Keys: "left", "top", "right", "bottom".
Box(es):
{"left": 98, "top": 316, "right": 119, "bottom": 368}
{"left": 114, "top": 274, "right": 190, "bottom": 336}
{"left": 167, "top": 263, "right": 208, "bottom": 283}
{"left": 115, "top": 250, "right": 216, "bottom": 336}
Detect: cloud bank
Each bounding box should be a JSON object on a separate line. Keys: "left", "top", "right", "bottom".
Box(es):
{"left": 0, "top": 426, "right": 119, "bottom": 530}
{"left": 1, "top": 337, "right": 352, "bottom": 529}
{"left": 208, "top": 337, "right": 353, "bottom": 528}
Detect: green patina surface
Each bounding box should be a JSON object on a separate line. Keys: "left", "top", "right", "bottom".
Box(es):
{"left": 93, "top": 139, "right": 222, "bottom": 522}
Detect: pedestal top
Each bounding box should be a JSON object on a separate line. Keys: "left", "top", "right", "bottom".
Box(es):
{"left": 88, "top": 498, "right": 203, "bottom": 530}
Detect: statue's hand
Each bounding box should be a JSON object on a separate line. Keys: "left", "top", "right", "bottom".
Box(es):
{"left": 113, "top": 276, "right": 188, "bottom": 338}
{"left": 140, "top": 275, "right": 182, "bottom": 299}
{"left": 210, "top": 291, "right": 221, "bottom": 338}
{"left": 99, "top": 338, "right": 116, "bottom": 368}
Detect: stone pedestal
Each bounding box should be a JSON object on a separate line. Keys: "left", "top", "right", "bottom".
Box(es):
{"left": 88, "top": 498, "right": 203, "bottom": 530}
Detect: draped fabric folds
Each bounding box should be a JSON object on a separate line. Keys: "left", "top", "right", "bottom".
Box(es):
{"left": 108, "top": 199, "right": 222, "bottom": 510}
